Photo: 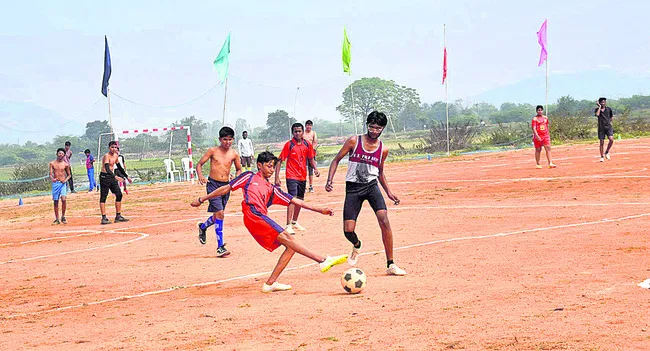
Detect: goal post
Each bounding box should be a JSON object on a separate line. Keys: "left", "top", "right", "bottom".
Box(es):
{"left": 97, "top": 126, "right": 194, "bottom": 184}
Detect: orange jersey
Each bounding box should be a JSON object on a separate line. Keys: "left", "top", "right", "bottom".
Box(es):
{"left": 532, "top": 115, "right": 550, "bottom": 138}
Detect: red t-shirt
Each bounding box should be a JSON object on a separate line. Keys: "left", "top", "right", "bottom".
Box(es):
{"left": 278, "top": 138, "right": 315, "bottom": 181}
{"left": 230, "top": 171, "right": 293, "bottom": 215}
{"left": 532, "top": 115, "right": 550, "bottom": 138}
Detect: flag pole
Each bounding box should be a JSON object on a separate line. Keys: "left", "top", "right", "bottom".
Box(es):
{"left": 221, "top": 78, "right": 228, "bottom": 126}
{"left": 107, "top": 89, "right": 113, "bottom": 135}
{"left": 292, "top": 86, "right": 299, "bottom": 137}
{"left": 545, "top": 21, "right": 549, "bottom": 116}
{"left": 444, "top": 24, "right": 450, "bottom": 156}
{"left": 350, "top": 80, "right": 358, "bottom": 135}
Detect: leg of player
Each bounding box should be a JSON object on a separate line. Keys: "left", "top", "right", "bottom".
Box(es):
{"left": 535, "top": 147, "right": 542, "bottom": 169}
{"left": 376, "top": 210, "right": 407, "bottom": 276}
{"left": 60, "top": 196, "right": 67, "bottom": 224}
{"left": 285, "top": 203, "right": 296, "bottom": 234}
{"left": 274, "top": 231, "right": 348, "bottom": 273}
{"left": 344, "top": 219, "right": 362, "bottom": 266}
{"left": 113, "top": 184, "right": 128, "bottom": 222}
{"left": 605, "top": 134, "right": 614, "bottom": 159}
{"left": 214, "top": 210, "right": 230, "bottom": 257}
{"left": 263, "top": 246, "right": 296, "bottom": 292}
{"left": 544, "top": 145, "right": 556, "bottom": 168}
{"left": 53, "top": 200, "right": 60, "bottom": 224}
{"left": 599, "top": 138, "right": 605, "bottom": 162}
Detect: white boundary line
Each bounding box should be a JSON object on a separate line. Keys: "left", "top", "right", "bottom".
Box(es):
{"left": 3, "top": 209, "right": 650, "bottom": 319}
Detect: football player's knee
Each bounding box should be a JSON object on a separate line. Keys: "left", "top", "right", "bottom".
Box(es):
{"left": 115, "top": 192, "right": 123, "bottom": 202}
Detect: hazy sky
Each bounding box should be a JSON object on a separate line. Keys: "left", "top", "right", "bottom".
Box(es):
{"left": 2, "top": 0, "right": 650, "bottom": 135}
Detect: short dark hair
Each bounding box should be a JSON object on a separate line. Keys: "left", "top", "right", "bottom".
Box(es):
{"left": 305, "top": 120, "right": 313, "bottom": 126}
{"left": 84, "top": 149, "right": 91, "bottom": 154}
{"left": 536, "top": 105, "right": 544, "bottom": 110}
{"left": 242, "top": 130, "right": 248, "bottom": 134}
{"left": 57, "top": 148, "right": 65, "bottom": 154}
{"left": 257, "top": 151, "right": 278, "bottom": 165}
{"left": 291, "top": 123, "right": 304, "bottom": 133}
{"left": 64, "top": 141, "right": 71, "bottom": 146}
{"left": 108, "top": 141, "right": 118, "bottom": 147}
{"left": 366, "top": 111, "right": 388, "bottom": 127}
{"left": 219, "top": 126, "right": 235, "bottom": 139}
{"left": 598, "top": 97, "right": 607, "bottom": 103}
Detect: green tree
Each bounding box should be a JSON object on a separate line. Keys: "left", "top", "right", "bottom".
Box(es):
{"left": 260, "top": 110, "right": 295, "bottom": 142}
{"left": 336, "top": 77, "right": 420, "bottom": 134}
{"left": 84, "top": 120, "right": 111, "bottom": 142}
{"left": 235, "top": 118, "right": 249, "bottom": 135}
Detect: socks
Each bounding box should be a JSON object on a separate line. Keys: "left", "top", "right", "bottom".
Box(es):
{"left": 344, "top": 231, "right": 360, "bottom": 246}
{"left": 200, "top": 215, "right": 216, "bottom": 231}
{"left": 387, "top": 259, "right": 394, "bottom": 268}
{"left": 215, "top": 219, "right": 224, "bottom": 247}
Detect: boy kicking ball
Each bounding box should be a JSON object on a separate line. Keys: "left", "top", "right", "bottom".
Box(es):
{"left": 191, "top": 151, "right": 348, "bottom": 293}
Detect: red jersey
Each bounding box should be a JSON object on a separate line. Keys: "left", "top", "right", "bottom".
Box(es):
{"left": 532, "top": 115, "right": 550, "bottom": 138}
{"left": 278, "top": 138, "right": 315, "bottom": 181}
{"left": 230, "top": 171, "right": 293, "bottom": 214}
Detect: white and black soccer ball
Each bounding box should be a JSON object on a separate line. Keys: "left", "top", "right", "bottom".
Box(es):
{"left": 341, "top": 268, "right": 367, "bottom": 294}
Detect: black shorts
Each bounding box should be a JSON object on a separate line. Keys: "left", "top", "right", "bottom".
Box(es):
{"left": 598, "top": 125, "right": 614, "bottom": 140}
{"left": 343, "top": 180, "right": 387, "bottom": 221}
{"left": 241, "top": 156, "right": 254, "bottom": 168}
{"left": 99, "top": 173, "right": 122, "bottom": 203}
{"left": 206, "top": 178, "right": 230, "bottom": 213}
{"left": 286, "top": 179, "right": 306, "bottom": 200}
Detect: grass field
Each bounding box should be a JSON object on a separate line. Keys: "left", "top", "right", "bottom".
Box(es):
{"left": 1, "top": 138, "right": 650, "bottom": 350}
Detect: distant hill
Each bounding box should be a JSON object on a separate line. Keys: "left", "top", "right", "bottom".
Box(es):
{"left": 0, "top": 101, "right": 84, "bottom": 144}
{"left": 471, "top": 70, "right": 650, "bottom": 106}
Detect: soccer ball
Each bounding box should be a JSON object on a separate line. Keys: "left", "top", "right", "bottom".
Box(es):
{"left": 341, "top": 268, "right": 367, "bottom": 294}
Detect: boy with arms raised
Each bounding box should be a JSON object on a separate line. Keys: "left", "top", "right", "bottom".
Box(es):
{"left": 326, "top": 111, "right": 407, "bottom": 276}
{"left": 50, "top": 148, "right": 71, "bottom": 224}
{"left": 191, "top": 151, "right": 347, "bottom": 292}
{"left": 195, "top": 127, "right": 242, "bottom": 257}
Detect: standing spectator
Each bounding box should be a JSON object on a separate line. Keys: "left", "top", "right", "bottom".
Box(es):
{"left": 303, "top": 120, "right": 318, "bottom": 193}
{"left": 238, "top": 131, "right": 254, "bottom": 171}
{"left": 63, "top": 141, "right": 76, "bottom": 193}
{"left": 85, "top": 149, "right": 97, "bottom": 192}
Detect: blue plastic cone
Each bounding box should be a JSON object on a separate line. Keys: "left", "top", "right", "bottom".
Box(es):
{"left": 18, "top": 197, "right": 23, "bottom": 206}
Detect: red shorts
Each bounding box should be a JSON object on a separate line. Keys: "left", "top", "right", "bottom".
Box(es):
{"left": 242, "top": 205, "right": 284, "bottom": 252}
{"left": 533, "top": 136, "right": 551, "bottom": 148}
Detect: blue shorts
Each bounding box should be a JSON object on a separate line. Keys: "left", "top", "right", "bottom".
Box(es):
{"left": 52, "top": 181, "right": 67, "bottom": 201}
{"left": 206, "top": 178, "right": 230, "bottom": 213}
{"left": 286, "top": 179, "right": 306, "bottom": 200}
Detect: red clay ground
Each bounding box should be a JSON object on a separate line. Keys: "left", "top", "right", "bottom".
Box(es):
{"left": 1, "top": 138, "right": 649, "bottom": 350}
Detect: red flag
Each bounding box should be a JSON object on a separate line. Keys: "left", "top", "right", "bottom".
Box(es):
{"left": 442, "top": 47, "right": 447, "bottom": 85}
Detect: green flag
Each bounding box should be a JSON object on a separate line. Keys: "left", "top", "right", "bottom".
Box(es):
{"left": 213, "top": 33, "right": 230, "bottom": 83}
{"left": 342, "top": 27, "right": 351, "bottom": 74}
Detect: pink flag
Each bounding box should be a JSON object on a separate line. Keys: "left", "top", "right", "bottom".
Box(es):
{"left": 442, "top": 47, "right": 447, "bottom": 84}
{"left": 537, "top": 19, "right": 548, "bottom": 66}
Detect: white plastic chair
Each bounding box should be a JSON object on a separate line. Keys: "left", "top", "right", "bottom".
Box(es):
{"left": 163, "top": 159, "right": 181, "bottom": 182}
{"left": 180, "top": 157, "right": 197, "bottom": 182}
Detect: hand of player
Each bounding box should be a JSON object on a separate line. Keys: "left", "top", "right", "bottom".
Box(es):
{"left": 319, "top": 207, "right": 334, "bottom": 216}
{"left": 325, "top": 181, "right": 333, "bottom": 192}
{"left": 275, "top": 178, "right": 281, "bottom": 187}
{"left": 190, "top": 197, "right": 203, "bottom": 207}
{"left": 115, "top": 176, "right": 124, "bottom": 183}
{"left": 388, "top": 193, "right": 400, "bottom": 205}
{"left": 198, "top": 175, "right": 207, "bottom": 185}
{"left": 314, "top": 169, "right": 320, "bottom": 177}
{"left": 127, "top": 177, "right": 133, "bottom": 184}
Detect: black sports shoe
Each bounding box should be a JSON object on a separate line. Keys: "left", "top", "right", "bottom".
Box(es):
{"left": 114, "top": 215, "right": 129, "bottom": 222}
{"left": 101, "top": 217, "right": 111, "bottom": 225}
{"left": 216, "top": 244, "right": 231, "bottom": 257}
{"left": 197, "top": 222, "right": 207, "bottom": 245}
{"left": 61, "top": 216, "right": 67, "bottom": 224}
